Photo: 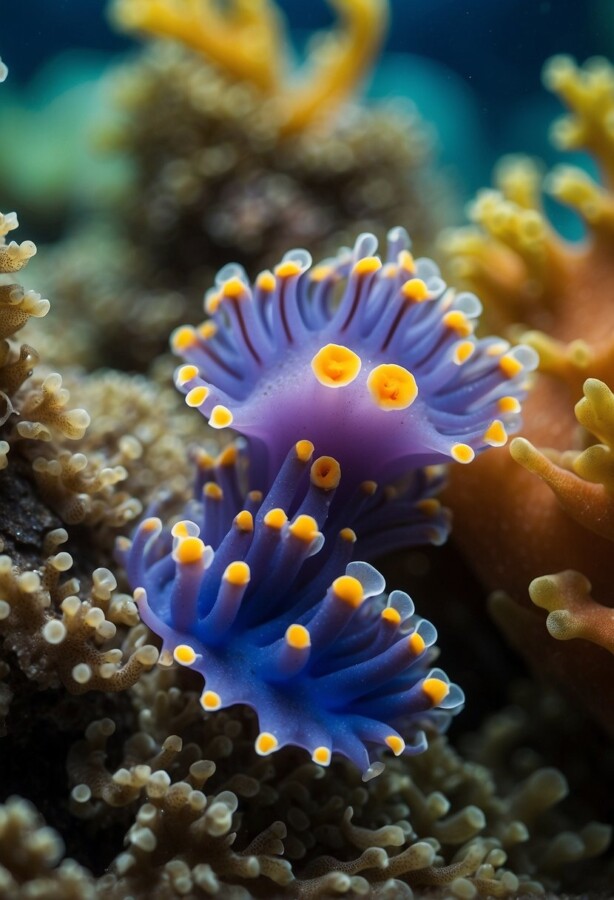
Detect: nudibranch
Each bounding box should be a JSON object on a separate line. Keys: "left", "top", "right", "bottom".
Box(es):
{"left": 172, "top": 228, "right": 537, "bottom": 493}
{"left": 117, "top": 441, "right": 463, "bottom": 776}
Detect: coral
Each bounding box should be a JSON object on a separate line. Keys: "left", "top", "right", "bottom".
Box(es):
{"left": 111, "top": 0, "right": 389, "bottom": 136}
{"left": 59, "top": 671, "right": 611, "bottom": 898}
{"left": 442, "top": 56, "right": 614, "bottom": 731}
{"left": 28, "top": 0, "right": 448, "bottom": 373}
{"left": 0, "top": 526, "right": 158, "bottom": 710}
{"left": 0, "top": 796, "right": 95, "bottom": 899}
{"left": 107, "top": 33, "right": 444, "bottom": 283}
{"left": 0, "top": 212, "right": 203, "bottom": 534}
{"left": 118, "top": 439, "right": 463, "bottom": 774}
{"left": 172, "top": 228, "right": 536, "bottom": 492}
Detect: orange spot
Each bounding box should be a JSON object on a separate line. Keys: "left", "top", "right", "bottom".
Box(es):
{"left": 398, "top": 250, "right": 415, "bottom": 273}
{"left": 353, "top": 256, "right": 382, "bottom": 276}
{"left": 484, "top": 419, "right": 507, "bottom": 447}
{"left": 295, "top": 440, "right": 315, "bottom": 462}
{"left": 416, "top": 499, "right": 440, "bottom": 517}
{"left": 234, "top": 510, "right": 254, "bottom": 532}
{"left": 171, "top": 326, "right": 197, "bottom": 352}
{"left": 174, "top": 644, "right": 196, "bottom": 665}
{"left": 286, "top": 624, "right": 311, "bottom": 649}
{"left": 498, "top": 395, "right": 521, "bottom": 414}
{"left": 264, "top": 508, "right": 287, "bottom": 530}
{"left": 194, "top": 449, "right": 214, "bottom": 469}
{"left": 224, "top": 561, "right": 250, "bottom": 586}
{"left": 171, "top": 521, "right": 191, "bottom": 538}
{"left": 311, "top": 344, "right": 362, "bottom": 388}
{"left": 203, "top": 482, "right": 223, "bottom": 500}
{"left": 198, "top": 321, "right": 218, "bottom": 340}
{"left": 186, "top": 386, "right": 209, "bottom": 408}
{"left": 256, "top": 271, "right": 276, "bottom": 292}
{"left": 201, "top": 690, "right": 222, "bottom": 711}
{"left": 210, "top": 405, "right": 233, "bottom": 429}
{"left": 141, "top": 517, "right": 161, "bottom": 532}
{"left": 402, "top": 278, "right": 429, "bottom": 302}
{"left": 289, "top": 515, "right": 319, "bottom": 543}
{"left": 222, "top": 277, "right": 246, "bottom": 299}
{"left": 385, "top": 735, "right": 405, "bottom": 756}
{"left": 205, "top": 292, "right": 222, "bottom": 315}
{"left": 332, "top": 575, "right": 364, "bottom": 608}
{"left": 453, "top": 341, "right": 475, "bottom": 365}
{"left": 311, "top": 456, "right": 341, "bottom": 490}
{"left": 451, "top": 443, "right": 475, "bottom": 464}
{"left": 423, "top": 677, "right": 450, "bottom": 706}
{"left": 499, "top": 354, "right": 523, "bottom": 378}
{"left": 176, "top": 364, "right": 198, "bottom": 386}
{"left": 367, "top": 364, "right": 418, "bottom": 410}
{"left": 176, "top": 537, "right": 205, "bottom": 564}
{"left": 275, "top": 260, "right": 302, "bottom": 278}
{"left": 255, "top": 732, "right": 278, "bottom": 755}
{"left": 312, "top": 746, "right": 331, "bottom": 766}
{"left": 409, "top": 633, "right": 426, "bottom": 655}
{"left": 339, "top": 527, "right": 357, "bottom": 542}
{"left": 381, "top": 607, "right": 402, "bottom": 626}
{"left": 310, "top": 264, "right": 334, "bottom": 282}
{"left": 443, "top": 310, "right": 472, "bottom": 337}
{"left": 218, "top": 445, "right": 238, "bottom": 466}
{"left": 361, "top": 480, "right": 378, "bottom": 495}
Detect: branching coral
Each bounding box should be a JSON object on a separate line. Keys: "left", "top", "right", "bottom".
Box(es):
{"left": 0, "top": 796, "right": 95, "bottom": 899}
{"left": 442, "top": 56, "right": 614, "bottom": 731}
{"left": 0, "top": 212, "right": 201, "bottom": 532}
{"left": 111, "top": 0, "right": 389, "bottom": 135}
{"left": 58, "top": 671, "right": 611, "bottom": 898}
{"left": 0, "top": 526, "right": 158, "bottom": 707}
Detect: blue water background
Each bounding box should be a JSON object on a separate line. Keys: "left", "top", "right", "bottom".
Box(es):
{"left": 2, "top": 0, "right": 613, "bottom": 228}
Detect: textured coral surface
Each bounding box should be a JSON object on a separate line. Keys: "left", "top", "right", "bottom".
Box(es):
{"left": 444, "top": 57, "right": 614, "bottom": 732}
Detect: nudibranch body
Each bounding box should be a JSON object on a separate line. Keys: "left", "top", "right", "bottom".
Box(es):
{"left": 172, "top": 229, "right": 537, "bottom": 491}
{"left": 117, "top": 441, "right": 463, "bottom": 776}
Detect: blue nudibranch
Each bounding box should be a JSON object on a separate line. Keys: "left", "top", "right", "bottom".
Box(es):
{"left": 118, "top": 440, "right": 463, "bottom": 777}
{"left": 119, "top": 227, "right": 537, "bottom": 776}
{"left": 171, "top": 228, "right": 537, "bottom": 490}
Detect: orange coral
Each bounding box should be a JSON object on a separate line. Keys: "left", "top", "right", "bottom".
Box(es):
{"left": 110, "top": 0, "right": 389, "bottom": 135}
{"left": 443, "top": 57, "right": 614, "bottom": 731}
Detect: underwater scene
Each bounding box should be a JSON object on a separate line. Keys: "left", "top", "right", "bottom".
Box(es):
{"left": 1, "top": 0, "right": 614, "bottom": 897}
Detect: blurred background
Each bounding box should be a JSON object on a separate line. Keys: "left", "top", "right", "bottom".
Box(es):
{"left": 2, "top": 0, "right": 614, "bottom": 240}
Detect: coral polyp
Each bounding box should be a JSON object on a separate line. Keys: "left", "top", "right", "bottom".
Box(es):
{"left": 173, "top": 229, "right": 537, "bottom": 489}
{"left": 117, "top": 440, "right": 463, "bottom": 776}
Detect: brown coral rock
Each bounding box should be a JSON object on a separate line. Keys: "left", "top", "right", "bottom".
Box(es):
{"left": 442, "top": 57, "right": 614, "bottom": 732}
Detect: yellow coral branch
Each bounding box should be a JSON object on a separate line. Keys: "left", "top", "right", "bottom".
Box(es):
{"left": 277, "top": 0, "right": 389, "bottom": 134}
{"left": 544, "top": 56, "right": 614, "bottom": 189}
{"left": 520, "top": 331, "right": 592, "bottom": 388}
{"left": 546, "top": 165, "right": 614, "bottom": 240}
{"left": 575, "top": 377, "right": 614, "bottom": 449}
{"left": 111, "top": 0, "right": 283, "bottom": 92}
{"left": 529, "top": 570, "right": 614, "bottom": 654}
{"left": 510, "top": 434, "right": 614, "bottom": 540}
{"left": 110, "top": 0, "right": 389, "bottom": 135}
